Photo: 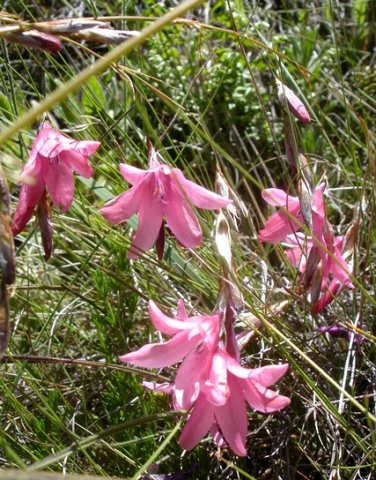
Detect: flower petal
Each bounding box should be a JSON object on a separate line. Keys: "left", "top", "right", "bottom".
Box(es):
{"left": 203, "top": 351, "right": 229, "bottom": 406}
{"left": 119, "top": 330, "right": 200, "bottom": 368}
{"left": 43, "top": 162, "right": 74, "bottom": 212}
{"left": 248, "top": 364, "right": 289, "bottom": 388}
{"left": 259, "top": 209, "right": 302, "bottom": 243}
{"left": 215, "top": 375, "right": 247, "bottom": 456}
{"left": 179, "top": 394, "right": 215, "bottom": 451}
{"left": 244, "top": 379, "right": 291, "bottom": 413}
{"left": 101, "top": 186, "right": 141, "bottom": 225}
{"left": 262, "top": 189, "right": 299, "bottom": 207}
{"left": 174, "top": 346, "right": 213, "bottom": 410}
{"left": 172, "top": 169, "right": 231, "bottom": 209}
{"left": 11, "top": 180, "right": 45, "bottom": 235}
{"left": 164, "top": 182, "right": 202, "bottom": 248}
{"left": 128, "top": 181, "right": 163, "bottom": 259}
{"left": 59, "top": 149, "right": 94, "bottom": 178}
{"left": 142, "top": 381, "right": 173, "bottom": 394}
{"left": 148, "top": 300, "right": 195, "bottom": 335}
{"left": 119, "top": 163, "right": 148, "bottom": 186}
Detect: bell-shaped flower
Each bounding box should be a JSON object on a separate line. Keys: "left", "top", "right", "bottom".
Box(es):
{"left": 120, "top": 300, "right": 221, "bottom": 410}
{"left": 101, "top": 149, "right": 231, "bottom": 259}
{"left": 179, "top": 346, "right": 290, "bottom": 456}
{"left": 12, "top": 121, "right": 100, "bottom": 236}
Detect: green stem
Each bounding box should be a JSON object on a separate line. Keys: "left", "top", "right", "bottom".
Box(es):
{"left": 0, "top": 0, "right": 204, "bottom": 146}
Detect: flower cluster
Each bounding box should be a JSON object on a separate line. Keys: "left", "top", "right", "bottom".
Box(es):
{"left": 121, "top": 300, "right": 290, "bottom": 456}
{"left": 259, "top": 181, "right": 353, "bottom": 313}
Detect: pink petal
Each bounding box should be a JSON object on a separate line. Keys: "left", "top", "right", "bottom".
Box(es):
{"left": 331, "top": 246, "right": 353, "bottom": 286}
{"left": 148, "top": 300, "right": 195, "bottom": 335}
{"left": 74, "top": 140, "right": 101, "bottom": 157}
{"left": 43, "top": 162, "right": 74, "bottom": 212}
{"left": 203, "top": 352, "right": 229, "bottom": 406}
{"left": 259, "top": 209, "right": 302, "bottom": 243}
{"left": 119, "top": 329, "right": 200, "bottom": 368}
{"left": 261, "top": 189, "right": 299, "bottom": 207}
{"left": 34, "top": 123, "right": 75, "bottom": 157}
{"left": 59, "top": 149, "right": 94, "bottom": 178}
{"left": 244, "top": 379, "right": 291, "bottom": 413}
{"left": 215, "top": 375, "right": 247, "bottom": 456}
{"left": 172, "top": 169, "right": 231, "bottom": 209}
{"left": 312, "top": 280, "right": 341, "bottom": 314}
{"left": 20, "top": 151, "right": 42, "bottom": 180}
{"left": 11, "top": 180, "right": 45, "bottom": 235}
{"left": 285, "top": 247, "right": 306, "bottom": 271}
{"left": 248, "top": 364, "right": 289, "bottom": 388}
{"left": 119, "top": 163, "right": 148, "bottom": 186}
{"left": 164, "top": 182, "right": 202, "bottom": 248}
{"left": 179, "top": 394, "right": 215, "bottom": 451}
{"left": 101, "top": 186, "right": 141, "bottom": 225}
{"left": 176, "top": 299, "right": 188, "bottom": 320}
{"left": 128, "top": 181, "right": 163, "bottom": 259}
{"left": 174, "top": 346, "right": 213, "bottom": 410}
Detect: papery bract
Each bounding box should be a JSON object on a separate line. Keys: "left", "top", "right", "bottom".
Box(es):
{"left": 101, "top": 155, "right": 231, "bottom": 259}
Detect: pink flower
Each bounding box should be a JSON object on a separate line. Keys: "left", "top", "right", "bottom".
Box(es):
{"left": 121, "top": 301, "right": 290, "bottom": 457}
{"left": 259, "top": 185, "right": 353, "bottom": 311}
{"left": 101, "top": 150, "right": 231, "bottom": 259}
{"left": 120, "top": 300, "right": 221, "bottom": 410}
{"left": 258, "top": 188, "right": 303, "bottom": 243}
{"left": 276, "top": 79, "right": 311, "bottom": 124}
{"left": 12, "top": 121, "right": 100, "bottom": 237}
{"left": 179, "top": 347, "right": 290, "bottom": 456}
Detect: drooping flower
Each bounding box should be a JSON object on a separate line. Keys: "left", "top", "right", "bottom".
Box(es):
{"left": 101, "top": 145, "right": 231, "bottom": 259}
{"left": 276, "top": 79, "right": 311, "bottom": 124}
{"left": 179, "top": 347, "right": 290, "bottom": 456}
{"left": 121, "top": 301, "right": 290, "bottom": 456}
{"left": 259, "top": 185, "right": 353, "bottom": 311}
{"left": 12, "top": 121, "right": 100, "bottom": 256}
{"left": 120, "top": 300, "right": 221, "bottom": 410}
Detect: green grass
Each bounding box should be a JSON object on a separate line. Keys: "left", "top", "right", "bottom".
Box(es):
{"left": 0, "top": 1, "right": 375, "bottom": 478}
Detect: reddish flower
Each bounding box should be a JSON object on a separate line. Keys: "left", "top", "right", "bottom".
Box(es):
{"left": 12, "top": 121, "right": 100, "bottom": 235}
{"left": 259, "top": 185, "right": 353, "bottom": 311}
{"left": 101, "top": 148, "right": 231, "bottom": 259}
{"left": 12, "top": 122, "right": 100, "bottom": 257}
{"left": 120, "top": 300, "right": 221, "bottom": 410}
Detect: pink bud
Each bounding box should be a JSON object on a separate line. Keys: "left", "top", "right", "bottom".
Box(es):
{"left": 276, "top": 79, "right": 311, "bottom": 124}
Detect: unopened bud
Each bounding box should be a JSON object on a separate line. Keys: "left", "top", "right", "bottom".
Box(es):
{"left": 276, "top": 79, "right": 311, "bottom": 124}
